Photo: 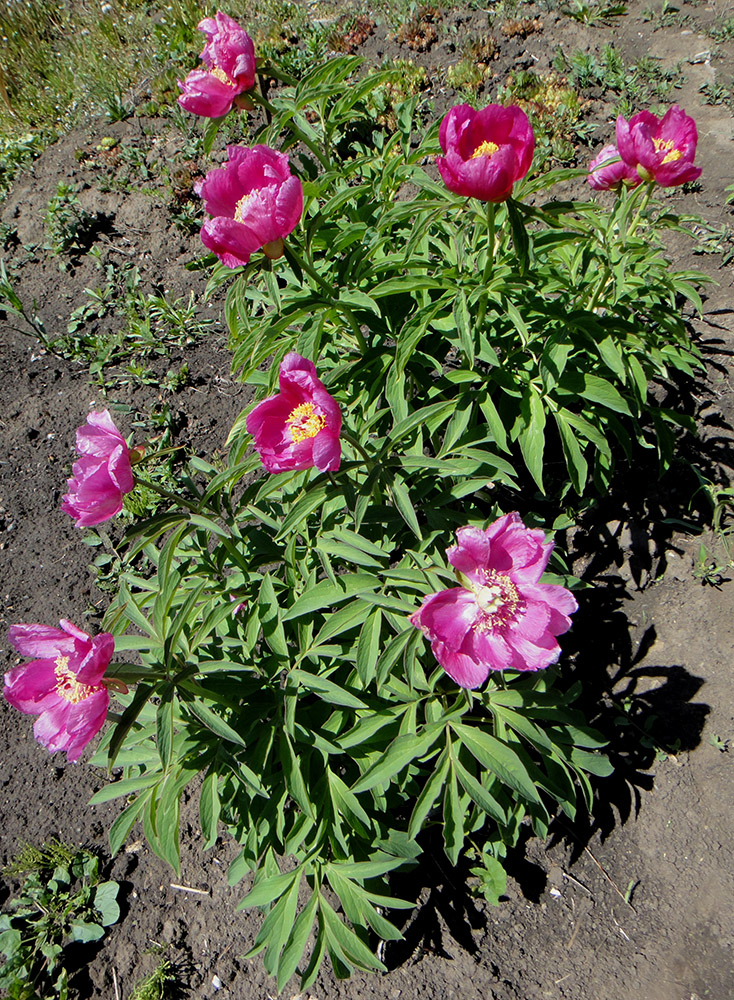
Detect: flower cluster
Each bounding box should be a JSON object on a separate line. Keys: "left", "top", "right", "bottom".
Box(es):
{"left": 588, "top": 105, "right": 701, "bottom": 190}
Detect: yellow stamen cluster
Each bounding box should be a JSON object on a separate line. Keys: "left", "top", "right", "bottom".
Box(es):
{"left": 210, "top": 65, "right": 235, "bottom": 85}
{"left": 472, "top": 570, "right": 521, "bottom": 631}
{"left": 471, "top": 140, "right": 499, "bottom": 159}
{"left": 653, "top": 137, "right": 683, "bottom": 165}
{"left": 54, "top": 655, "right": 95, "bottom": 704}
{"left": 287, "top": 402, "right": 325, "bottom": 443}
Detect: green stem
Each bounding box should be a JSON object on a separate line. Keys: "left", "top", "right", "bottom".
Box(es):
{"left": 133, "top": 476, "right": 200, "bottom": 514}
{"left": 482, "top": 201, "right": 497, "bottom": 284}
{"left": 587, "top": 182, "right": 656, "bottom": 312}
{"left": 626, "top": 180, "right": 655, "bottom": 241}
{"left": 249, "top": 89, "right": 331, "bottom": 171}
{"left": 341, "top": 429, "right": 374, "bottom": 470}
{"left": 288, "top": 245, "right": 368, "bottom": 354}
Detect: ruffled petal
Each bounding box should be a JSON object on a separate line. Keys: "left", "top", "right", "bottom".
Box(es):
{"left": 409, "top": 588, "right": 480, "bottom": 652}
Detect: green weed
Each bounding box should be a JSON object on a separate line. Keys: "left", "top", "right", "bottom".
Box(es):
{"left": 0, "top": 842, "right": 120, "bottom": 1000}
{"left": 708, "top": 14, "right": 734, "bottom": 40}
{"left": 562, "top": 0, "right": 628, "bottom": 24}
{"left": 640, "top": 0, "right": 691, "bottom": 30}
{"left": 498, "top": 70, "right": 587, "bottom": 166}
{"left": 44, "top": 183, "right": 93, "bottom": 257}
{"left": 555, "top": 43, "right": 683, "bottom": 116}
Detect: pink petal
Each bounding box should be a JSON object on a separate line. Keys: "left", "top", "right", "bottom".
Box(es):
{"left": 410, "top": 588, "right": 480, "bottom": 652}
{"left": 8, "top": 624, "right": 76, "bottom": 658}
{"left": 432, "top": 643, "right": 490, "bottom": 689}
{"left": 33, "top": 700, "right": 73, "bottom": 754}
{"left": 311, "top": 432, "right": 341, "bottom": 471}
{"left": 3, "top": 659, "right": 59, "bottom": 712}
{"left": 506, "top": 631, "right": 561, "bottom": 672}
{"left": 76, "top": 633, "right": 115, "bottom": 686}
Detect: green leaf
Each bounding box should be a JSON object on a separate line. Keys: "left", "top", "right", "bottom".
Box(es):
{"left": 280, "top": 732, "right": 315, "bottom": 818}
{"left": 68, "top": 920, "right": 105, "bottom": 944}
{"left": 320, "top": 899, "right": 386, "bottom": 973}
{"left": 283, "top": 572, "right": 378, "bottom": 620}
{"left": 554, "top": 409, "right": 588, "bottom": 495}
{"left": 275, "top": 483, "right": 329, "bottom": 539}
{"left": 200, "top": 770, "right": 221, "bottom": 848}
{"left": 289, "top": 669, "right": 367, "bottom": 709}
{"left": 183, "top": 699, "right": 248, "bottom": 749}
{"left": 452, "top": 755, "right": 506, "bottom": 824}
{"left": 517, "top": 385, "right": 546, "bottom": 492}
{"left": 391, "top": 477, "right": 422, "bottom": 539}
{"left": 93, "top": 882, "right": 121, "bottom": 926}
{"left": 155, "top": 685, "right": 175, "bottom": 770}
{"left": 352, "top": 727, "right": 441, "bottom": 794}
{"left": 356, "top": 610, "right": 382, "bottom": 686}
{"left": 408, "top": 744, "right": 449, "bottom": 838}
{"left": 451, "top": 722, "right": 542, "bottom": 805}
{"left": 89, "top": 772, "right": 162, "bottom": 805}
{"left": 442, "top": 764, "right": 464, "bottom": 865}
{"left": 239, "top": 869, "right": 300, "bottom": 910}
{"left": 277, "top": 890, "right": 319, "bottom": 992}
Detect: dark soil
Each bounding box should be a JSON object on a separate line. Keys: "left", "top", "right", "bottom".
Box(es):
{"left": 2, "top": 3, "right": 734, "bottom": 998}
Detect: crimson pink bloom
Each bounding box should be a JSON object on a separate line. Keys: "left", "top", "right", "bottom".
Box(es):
{"left": 437, "top": 104, "right": 535, "bottom": 202}
{"left": 61, "top": 410, "right": 134, "bottom": 527}
{"left": 409, "top": 514, "right": 578, "bottom": 689}
{"left": 587, "top": 144, "right": 641, "bottom": 191}
{"left": 177, "top": 12, "right": 256, "bottom": 118}
{"left": 246, "top": 353, "right": 342, "bottom": 473}
{"left": 616, "top": 105, "right": 702, "bottom": 187}
{"left": 195, "top": 145, "right": 303, "bottom": 268}
{"left": 4, "top": 620, "right": 115, "bottom": 762}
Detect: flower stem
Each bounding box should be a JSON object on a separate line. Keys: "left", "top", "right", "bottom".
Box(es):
{"left": 133, "top": 476, "right": 200, "bottom": 514}
{"left": 482, "top": 201, "right": 497, "bottom": 284}
{"left": 288, "top": 245, "right": 368, "bottom": 354}
{"left": 341, "top": 429, "right": 374, "bottom": 470}
{"left": 249, "top": 89, "right": 331, "bottom": 171}
{"left": 626, "top": 180, "right": 655, "bottom": 241}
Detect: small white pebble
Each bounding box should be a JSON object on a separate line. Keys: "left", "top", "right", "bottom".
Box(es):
{"left": 212, "top": 975, "right": 222, "bottom": 990}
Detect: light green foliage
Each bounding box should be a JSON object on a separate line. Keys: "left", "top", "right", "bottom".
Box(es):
{"left": 555, "top": 44, "right": 683, "bottom": 117}
{"left": 0, "top": 843, "right": 120, "bottom": 1000}
{"left": 130, "top": 954, "right": 178, "bottom": 1000}
{"left": 640, "top": 0, "right": 691, "bottom": 30}
{"left": 709, "top": 15, "right": 734, "bottom": 41}
{"left": 364, "top": 60, "right": 430, "bottom": 130}
{"left": 0, "top": 133, "right": 40, "bottom": 201}
{"left": 44, "top": 182, "right": 93, "bottom": 256}
{"left": 562, "top": 0, "right": 628, "bottom": 25}
{"left": 61, "top": 264, "right": 216, "bottom": 379}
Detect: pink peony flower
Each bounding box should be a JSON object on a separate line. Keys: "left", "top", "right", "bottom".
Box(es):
{"left": 4, "top": 620, "right": 115, "bottom": 762}
{"left": 177, "top": 12, "right": 256, "bottom": 119}
{"left": 246, "top": 353, "right": 342, "bottom": 473}
{"left": 61, "top": 410, "right": 134, "bottom": 527}
{"left": 587, "top": 143, "right": 641, "bottom": 191}
{"left": 409, "top": 514, "right": 578, "bottom": 689}
{"left": 437, "top": 104, "right": 535, "bottom": 203}
{"left": 195, "top": 145, "right": 303, "bottom": 268}
{"left": 616, "top": 105, "right": 702, "bottom": 187}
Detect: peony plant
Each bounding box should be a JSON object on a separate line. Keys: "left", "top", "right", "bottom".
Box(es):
{"left": 5, "top": 28, "right": 712, "bottom": 994}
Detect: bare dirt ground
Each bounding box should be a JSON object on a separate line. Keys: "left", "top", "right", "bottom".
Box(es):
{"left": 1, "top": 2, "right": 734, "bottom": 998}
